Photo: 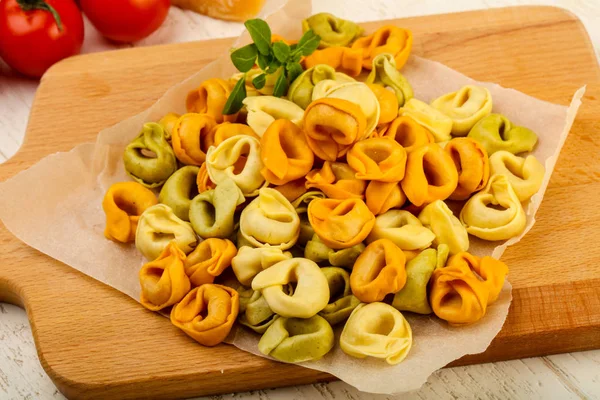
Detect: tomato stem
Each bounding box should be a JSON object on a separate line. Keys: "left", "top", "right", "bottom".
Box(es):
{"left": 17, "top": 0, "right": 63, "bottom": 31}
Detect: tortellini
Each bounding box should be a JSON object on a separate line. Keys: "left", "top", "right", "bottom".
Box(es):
{"left": 431, "top": 85, "right": 492, "bottom": 136}
{"left": 123, "top": 122, "right": 177, "bottom": 187}
{"left": 189, "top": 178, "right": 245, "bottom": 239}
{"left": 184, "top": 238, "right": 237, "bottom": 287}
{"left": 304, "top": 234, "right": 365, "bottom": 268}
{"left": 365, "top": 181, "right": 406, "bottom": 215}
{"left": 347, "top": 137, "right": 407, "bottom": 182}
{"left": 196, "top": 162, "right": 215, "bottom": 193}
{"left": 401, "top": 143, "right": 458, "bottom": 206}
{"left": 171, "top": 113, "right": 218, "bottom": 166}
{"left": 158, "top": 166, "right": 200, "bottom": 221}
{"left": 242, "top": 96, "right": 304, "bottom": 137}
{"left": 489, "top": 151, "right": 545, "bottom": 201}
{"left": 231, "top": 68, "right": 283, "bottom": 96}
{"left": 288, "top": 64, "right": 354, "bottom": 109}
{"left": 273, "top": 178, "right": 308, "bottom": 203}
{"left": 103, "top": 181, "right": 157, "bottom": 243}
{"left": 157, "top": 112, "right": 180, "bottom": 140}
{"left": 445, "top": 138, "right": 490, "bottom": 200}
{"left": 260, "top": 119, "right": 314, "bottom": 185}
{"left": 302, "top": 13, "right": 363, "bottom": 48}
{"left": 205, "top": 135, "right": 266, "bottom": 197}
{"left": 367, "top": 210, "right": 435, "bottom": 251}
{"left": 430, "top": 252, "right": 508, "bottom": 325}
{"left": 418, "top": 200, "right": 469, "bottom": 255}
{"left": 399, "top": 99, "right": 453, "bottom": 142}
{"left": 467, "top": 113, "right": 538, "bottom": 155}
{"left": 258, "top": 315, "right": 334, "bottom": 362}
{"left": 350, "top": 239, "right": 407, "bottom": 303}
{"left": 365, "top": 53, "right": 413, "bottom": 106}
{"left": 380, "top": 115, "right": 434, "bottom": 153}
{"left": 368, "top": 83, "right": 399, "bottom": 125}
{"left": 305, "top": 161, "right": 366, "bottom": 199}
{"left": 340, "top": 302, "right": 412, "bottom": 365}
{"left": 392, "top": 248, "right": 437, "bottom": 314}
{"left": 186, "top": 78, "right": 237, "bottom": 123}
{"left": 351, "top": 25, "right": 413, "bottom": 70}
{"left": 204, "top": 122, "right": 259, "bottom": 150}
{"left": 303, "top": 46, "right": 364, "bottom": 77}
{"left": 135, "top": 204, "right": 197, "bottom": 261}
{"left": 460, "top": 174, "right": 526, "bottom": 241}
{"left": 291, "top": 191, "right": 327, "bottom": 245}
{"left": 308, "top": 198, "right": 375, "bottom": 249}
{"left": 238, "top": 287, "right": 280, "bottom": 334}
{"left": 231, "top": 246, "right": 292, "bottom": 286}
{"left": 251, "top": 258, "right": 329, "bottom": 318}
{"left": 319, "top": 267, "right": 361, "bottom": 325}
{"left": 139, "top": 242, "right": 191, "bottom": 311}
{"left": 239, "top": 188, "right": 300, "bottom": 250}
{"left": 303, "top": 98, "right": 367, "bottom": 161}
{"left": 170, "top": 283, "right": 239, "bottom": 346}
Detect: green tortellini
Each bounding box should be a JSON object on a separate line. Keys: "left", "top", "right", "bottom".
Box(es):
{"left": 292, "top": 191, "right": 327, "bottom": 246}
{"left": 258, "top": 315, "right": 335, "bottom": 362}
{"left": 123, "top": 122, "right": 178, "bottom": 188}
{"left": 367, "top": 210, "right": 435, "bottom": 251}
{"left": 302, "top": 13, "right": 363, "bottom": 48}
{"left": 288, "top": 64, "right": 355, "bottom": 109}
{"left": 238, "top": 286, "right": 280, "bottom": 334}
{"left": 189, "top": 178, "right": 245, "bottom": 239}
{"left": 418, "top": 200, "right": 469, "bottom": 255}
{"left": 392, "top": 248, "right": 437, "bottom": 314}
{"left": 365, "top": 53, "right": 414, "bottom": 107}
{"left": 158, "top": 166, "right": 199, "bottom": 221}
{"left": 319, "top": 267, "right": 361, "bottom": 325}
{"left": 467, "top": 113, "right": 538, "bottom": 155}
{"left": 304, "top": 234, "right": 365, "bottom": 268}
{"left": 135, "top": 204, "right": 197, "bottom": 260}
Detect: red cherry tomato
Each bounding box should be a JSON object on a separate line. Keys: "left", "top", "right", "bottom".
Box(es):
{"left": 80, "top": 0, "right": 170, "bottom": 43}
{"left": 0, "top": 0, "right": 84, "bottom": 78}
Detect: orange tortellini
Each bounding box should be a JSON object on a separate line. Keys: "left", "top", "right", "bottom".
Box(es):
{"left": 365, "top": 181, "right": 406, "bottom": 215}
{"left": 306, "top": 161, "right": 366, "bottom": 199}
{"left": 303, "top": 46, "right": 364, "bottom": 77}
{"left": 260, "top": 119, "right": 315, "bottom": 185}
{"left": 186, "top": 78, "right": 237, "bottom": 123}
{"left": 184, "top": 238, "right": 237, "bottom": 287}
{"left": 445, "top": 137, "right": 490, "bottom": 200}
{"left": 204, "top": 122, "right": 259, "bottom": 150}
{"left": 347, "top": 137, "right": 407, "bottom": 182}
{"left": 351, "top": 25, "right": 413, "bottom": 70}
{"left": 379, "top": 115, "right": 434, "bottom": 152}
{"left": 172, "top": 113, "right": 218, "bottom": 166}
{"left": 103, "top": 181, "right": 158, "bottom": 243}
{"left": 197, "top": 162, "right": 216, "bottom": 193}
{"left": 368, "top": 83, "right": 399, "bottom": 126}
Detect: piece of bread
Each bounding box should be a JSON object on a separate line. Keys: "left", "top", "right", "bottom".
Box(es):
{"left": 171, "top": 0, "right": 265, "bottom": 21}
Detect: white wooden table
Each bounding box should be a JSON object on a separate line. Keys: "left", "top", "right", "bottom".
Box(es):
{"left": 1, "top": 0, "right": 600, "bottom": 399}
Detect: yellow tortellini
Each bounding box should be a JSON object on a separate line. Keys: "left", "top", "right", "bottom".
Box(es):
{"left": 189, "top": 178, "right": 245, "bottom": 239}
{"left": 135, "top": 204, "right": 197, "bottom": 260}
{"left": 242, "top": 96, "right": 304, "bottom": 137}
{"left": 365, "top": 53, "right": 414, "bottom": 107}
{"left": 467, "top": 113, "right": 538, "bottom": 155}
{"left": 304, "top": 234, "right": 365, "bottom": 268}
{"left": 392, "top": 248, "right": 437, "bottom": 314}
{"left": 258, "top": 315, "right": 334, "bottom": 362}
{"left": 460, "top": 174, "right": 527, "bottom": 241}
{"left": 205, "top": 135, "right": 266, "bottom": 197}
{"left": 340, "top": 302, "right": 412, "bottom": 365}
{"left": 288, "top": 64, "right": 354, "bottom": 109}
{"left": 251, "top": 258, "right": 329, "bottom": 318}
{"left": 239, "top": 188, "right": 300, "bottom": 250}
{"left": 231, "top": 68, "right": 283, "bottom": 96}
{"left": 418, "top": 200, "right": 469, "bottom": 255}
{"left": 367, "top": 210, "right": 435, "bottom": 251}
{"left": 237, "top": 286, "right": 280, "bottom": 334}
{"left": 158, "top": 166, "right": 200, "bottom": 221}
{"left": 302, "top": 13, "right": 363, "bottom": 48}
{"left": 399, "top": 99, "right": 453, "bottom": 142}
{"left": 319, "top": 267, "right": 361, "bottom": 325}
{"left": 231, "top": 246, "right": 293, "bottom": 286}
{"left": 291, "top": 191, "right": 327, "bottom": 246}
{"left": 489, "top": 151, "right": 545, "bottom": 201}
{"left": 430, "top": 85, "right": 492, "bottom": 136}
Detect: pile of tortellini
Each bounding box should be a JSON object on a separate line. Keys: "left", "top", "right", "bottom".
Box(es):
{"left": 102, "top": 12, "right": 544, "bottom": 366}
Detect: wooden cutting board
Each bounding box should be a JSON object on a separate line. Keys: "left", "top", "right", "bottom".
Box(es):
{"left": 1, "top": 6, "right": 599, "bottom": 400}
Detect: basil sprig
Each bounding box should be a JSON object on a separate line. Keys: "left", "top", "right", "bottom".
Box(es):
{"left": 223, "top": 19, "right": 321, "bottom": 115}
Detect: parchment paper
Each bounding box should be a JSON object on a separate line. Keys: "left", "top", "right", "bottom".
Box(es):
{"left": 0, "top": 0, "right": 584, "bottom": 395}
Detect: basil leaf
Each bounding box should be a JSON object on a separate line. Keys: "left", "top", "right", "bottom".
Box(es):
{"left": 222, "top": 76, "right": 247, "bottom": 114}
{"left": 289, "top": 51, "right": 302, "bottom": 64}
{"left": 265, "top": 58, "right": 281, "bottom": 74}
{"left": 257, "top": 53, "right": 269, "bottom": 70}
{"left": 272, "top": 70, "right": 288, "bottom": 98}
{"left": 230, "top": 44, "right": 258, "bottom": 73}
{"left": 252, "top": 73, "right": 267, "bottom": 89}
{"left": 244, "top": 19, "right": 272, "bottom": 56}
{"left": 295, "top": 29, "right": 321, "bottom": 56}
{"left": 286, "top": 62, "right": 304, "bottom": 83}
{"left": 272, "top": 41, "right": 291, "bottom": 63}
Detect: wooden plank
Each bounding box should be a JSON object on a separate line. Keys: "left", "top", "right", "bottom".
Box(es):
{"left": 1, "top": 5, "right": 599, "bottom": 399}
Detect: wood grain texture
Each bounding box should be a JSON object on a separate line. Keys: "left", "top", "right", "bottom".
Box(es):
{"left": 1, "top": 6, "right": 599, "bottom": 400}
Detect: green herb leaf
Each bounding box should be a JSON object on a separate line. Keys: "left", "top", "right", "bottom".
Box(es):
{"left": 230, "top": 44, "right": 258, "bottom": 73}
{"left": 265, "top": 58, "right": 281, "bottom": 74}
{"left": 272, "top": 41, "right": 291, "bottom": 63}
{"left": 244, "top": 19, "right": 272, "bottom": 56}
{"left": 272, "top": 70, "right": 288, "bottom": 98}
{"left": 223, "top": 76, "right": 247, "bottom": 114}
{"left": 286, "top": 62, "right": 304, "bottom": 83}
{"left": 252, "top": 73, "right": 267, "bottom": 90}
{"left": 257, "top": 53, "right": 269, "bottom": 70}
{"left": 295, "top": 29, "right": 321, "bottom": 56}
{"left": 289, "top": 51, "right": 302, "bottom": 64}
